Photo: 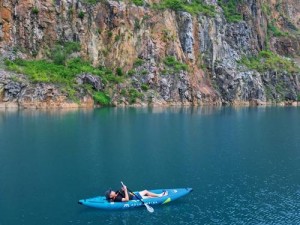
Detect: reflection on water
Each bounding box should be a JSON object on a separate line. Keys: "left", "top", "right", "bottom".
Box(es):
{"left": 0, "top": 108, "right": 94, "bottom": 124}
{"left": 0, "top": 105, "right": 283, "bottom": 119}
{"left": 143, "top": 106, "right": 224, "bottom": 115}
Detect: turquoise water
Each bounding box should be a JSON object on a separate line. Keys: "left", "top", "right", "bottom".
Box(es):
{"left": 0, "top": 107, "right": 299, "bottom": 225}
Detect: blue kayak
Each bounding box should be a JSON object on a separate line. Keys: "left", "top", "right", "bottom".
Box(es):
{"left": 78, "top": 188, "right": 192, "bottom": 210}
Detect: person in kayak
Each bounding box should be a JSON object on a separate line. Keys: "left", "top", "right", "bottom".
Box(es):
{"left": 105, "top": 184, "right": 168, "bottom": 202}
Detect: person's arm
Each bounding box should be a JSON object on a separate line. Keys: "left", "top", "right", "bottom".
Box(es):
{"left": 121, "top": 185, "right": 129, "bottom": 202}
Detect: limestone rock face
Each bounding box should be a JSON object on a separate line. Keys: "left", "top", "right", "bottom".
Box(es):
{"left": 177, "top": 12, "right": 195, "bottom": 60}
{"left": 0, "top": 0, "right": 299, "bottom": 107}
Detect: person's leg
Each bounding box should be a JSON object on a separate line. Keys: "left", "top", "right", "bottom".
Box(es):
{"left": 139, "top": 190, "right": 168, "bottom": 197}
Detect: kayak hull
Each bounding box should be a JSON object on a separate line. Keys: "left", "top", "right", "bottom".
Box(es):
{"left": 78, "top": 188, "right": 192, "bottom": 210}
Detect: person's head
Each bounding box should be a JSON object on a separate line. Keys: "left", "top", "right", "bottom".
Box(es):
{"left": 105, "top": 189, "right": 116, "bottom": 201}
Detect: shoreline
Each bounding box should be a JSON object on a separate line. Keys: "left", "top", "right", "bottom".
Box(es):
{"left": 0, "top": 100, "right": 298, "bottom": 110}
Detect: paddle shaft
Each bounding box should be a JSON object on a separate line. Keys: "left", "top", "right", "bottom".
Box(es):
{"left": 121, "top": 182, "right": 154, "bottom": 213}
{"left": 121, "top": 182, "right": 143, "bottom": 202}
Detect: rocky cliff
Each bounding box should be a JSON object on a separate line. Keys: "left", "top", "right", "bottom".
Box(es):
{"left": 0, "top": 0, "right": 299, "bottom": 108}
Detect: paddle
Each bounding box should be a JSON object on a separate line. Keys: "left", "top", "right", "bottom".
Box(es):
{"left": 121, "top": 181, "right": 154, "bottom": 213}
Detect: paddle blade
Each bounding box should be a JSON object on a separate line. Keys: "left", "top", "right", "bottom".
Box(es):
{"left": 145, "top": 203, "right": 154, "bottom": 213}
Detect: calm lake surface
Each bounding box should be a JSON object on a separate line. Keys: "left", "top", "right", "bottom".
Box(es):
{"left": 0, "top": 107, "right": 300, "bottom": 225}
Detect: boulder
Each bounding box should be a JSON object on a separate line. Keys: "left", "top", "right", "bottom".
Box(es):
{"left": 76, "top": 73, "right": 104, "bottom": 91}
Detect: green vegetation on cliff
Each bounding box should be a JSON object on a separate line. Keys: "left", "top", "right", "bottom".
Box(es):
{"left": 4, "top": 57, "right": 125, "bottom": 105}
{"left": 240, "top": 51, "right": 300, "bottom": 73}
{"left": 131, "top": 0, "right": 144, "bottom": 6}
{"left": 4, "top": 58, "right": 123, "bottom": 84}
{"left": 217, "top": 0, "right": 243, "bottom": 23}
{"left": 163, "top": 56, "right": 188, "bottom": 73}
{"left": 93, "top": 91, "right": 111, "bottom": 105}
{"left": 268, "top": 22, "right": 289, "bottom": 37}
{"left": 153, "top": 0, "right": 215, "bottom": 16}
{"left": 81, "top": 0, "right": 215, "bottom": 15}
{"left": 4, "top": 41, "right": 123, "bottom": 86}
{"left": 50, "top": 41, "right": 81, "bottom": 65}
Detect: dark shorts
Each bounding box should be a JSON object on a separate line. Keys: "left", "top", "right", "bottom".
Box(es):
{"left": 132, "top": 192, "right": 142, "bottom": 200}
